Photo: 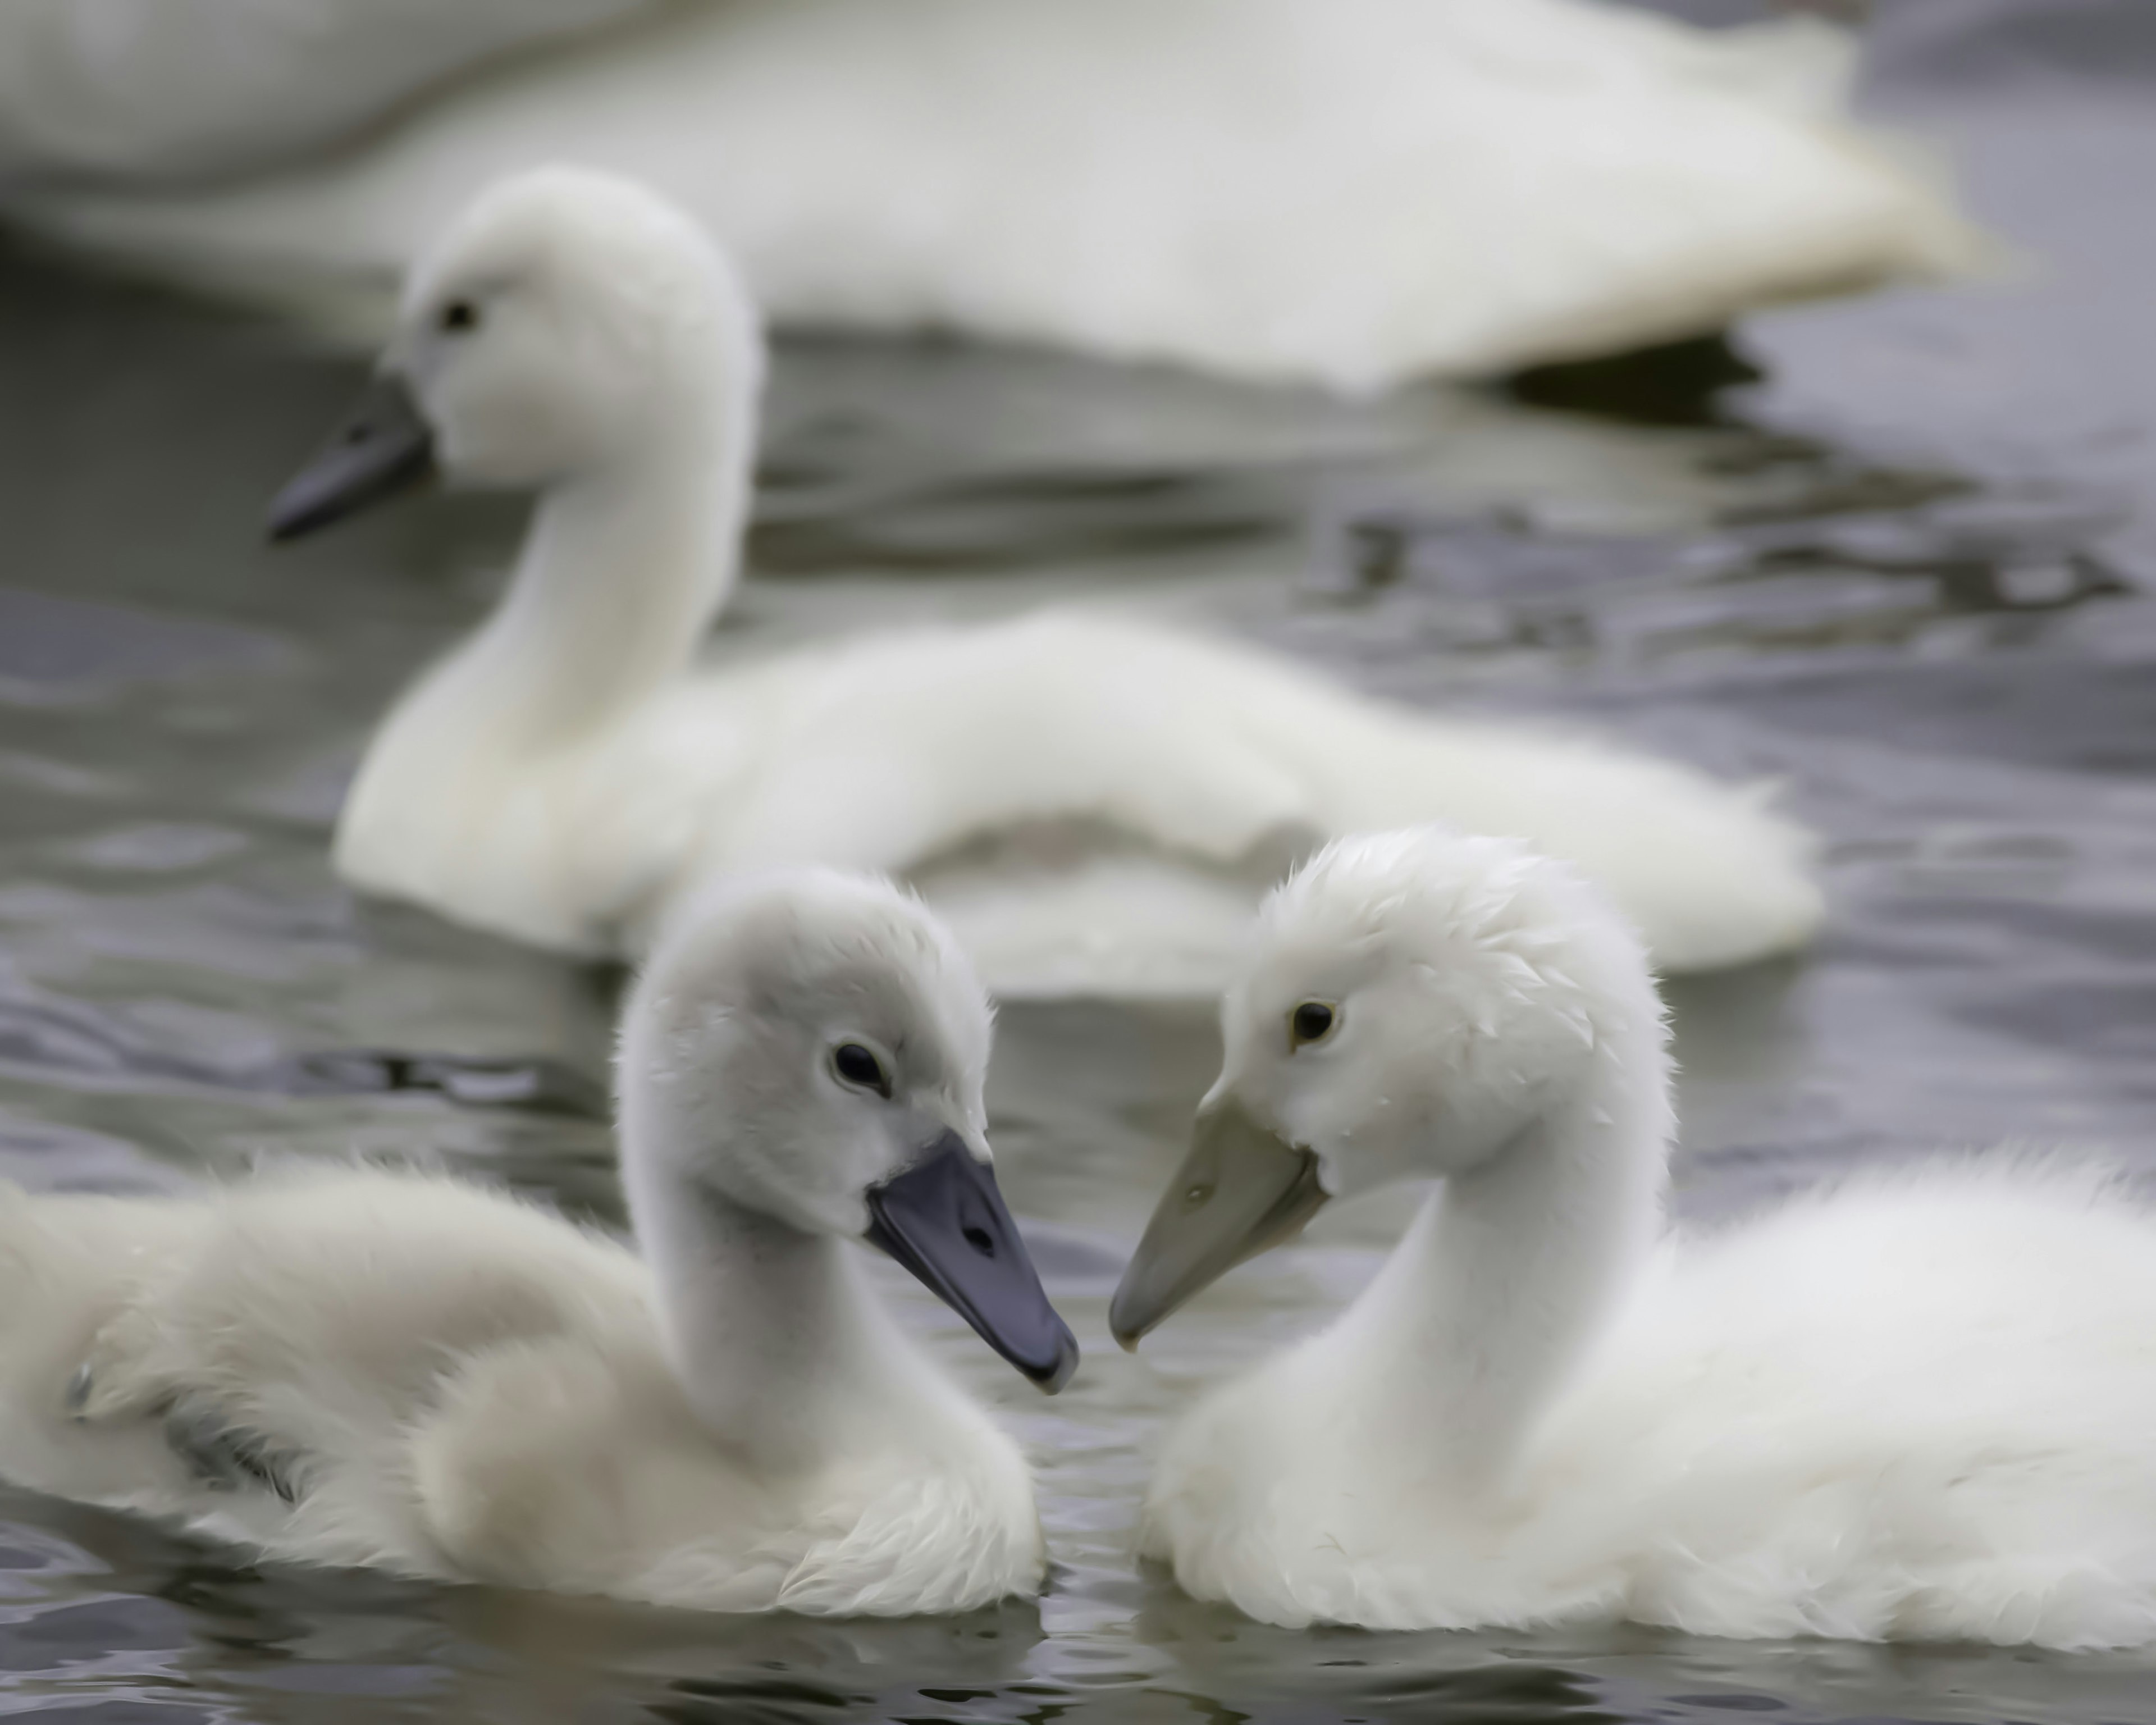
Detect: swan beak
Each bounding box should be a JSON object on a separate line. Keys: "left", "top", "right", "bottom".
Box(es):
{"left": 266, "top": 373, "right": 436, "bottom": 542}
{"left": 1109, "top": 1096, "right": 1328, "bottom": 1350}
{"left": 865, "top": 1130, "right": 1080, "bottom": 1394}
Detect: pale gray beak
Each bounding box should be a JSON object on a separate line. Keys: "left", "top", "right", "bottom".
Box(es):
{"left": 1109, "top": 1094, "right": 1329, "bottom": 1349}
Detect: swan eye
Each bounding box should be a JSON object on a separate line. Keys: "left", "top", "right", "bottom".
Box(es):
{"left": 832, "top": 1042, "right": 889, "bottom": 1096}
{"left": 438, "top": 299, "right": 480, "bottom": 334}
{"left": 1290, "top": 1001, "right": 1337, "bottom": 1048}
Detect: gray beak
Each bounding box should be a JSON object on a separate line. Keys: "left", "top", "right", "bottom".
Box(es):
{"left": 1109, "top": 1094, "right": 1329, "bottom": 1349}
{"left": 266, "top": 373, "right": 436, "bottom": 542}
{"left": 866, "top": 1130, "right": 1080, "bottom": 1394}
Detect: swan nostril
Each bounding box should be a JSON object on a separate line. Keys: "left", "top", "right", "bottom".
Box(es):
{"left": 962, "top": 1225, "right": 994, "bottom": 1255}
{"left": 343, "top": 425, "right": 369, "bottom": 445}
{"left": 1185, "top": 1184, "right": 1212, "bottom": 1206}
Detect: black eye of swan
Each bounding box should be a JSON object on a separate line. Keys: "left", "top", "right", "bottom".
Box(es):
{"left": 1290, "top": 1001, "right": 1336, "bottom": 1047}
{"left": 832, "top": 1042, "right": 888, "bottom": 1094}
{"left": 438, "top": 299, "right": 479, "bottom": 333}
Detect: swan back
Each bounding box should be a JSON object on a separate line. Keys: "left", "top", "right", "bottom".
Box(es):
{"left": 7, "top": 0, "right": 1977, "bottom": 388}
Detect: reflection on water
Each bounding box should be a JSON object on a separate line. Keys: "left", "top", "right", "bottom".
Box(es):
{"left": 4, "top": 206, "right": 2156, "bottom": 1724}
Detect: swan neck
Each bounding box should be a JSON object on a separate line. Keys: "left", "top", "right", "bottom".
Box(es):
{"left": 475, "top": 418, "right": 748, "bottom": 741}
{"left": 1391, "top": 1045, "right": 1668, "bottom": 1484}
{"left": 624, "top": 1154, "right": 898, "bottom": 1473}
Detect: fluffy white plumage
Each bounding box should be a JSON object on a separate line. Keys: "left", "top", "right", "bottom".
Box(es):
{"left": 0, "top": 0, "right": 1976, "bottom": 388}
{"left": 0, "top": 0, "right": 642, "bottom": 182}
{"left": 1134, "top": 828, "right": 2156, "bottom": 1647}
{"left": 0, "top": 871, "right": 1048, "bottom": 1615}
{"left": 314, "top": 167, "right": 1821, "bottom": 996}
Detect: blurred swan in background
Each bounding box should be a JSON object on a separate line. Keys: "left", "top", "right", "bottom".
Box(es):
{"left": 267, "top": 168, "right": 1821, "bottom": 994}
{"left": 0, "top": 871, "right": 1072, "bottom": 1613}
{"left": 0, "top": 0, "right": 1975, "bottom": 390}
{"left": 1112, "top": 828, "right": 2156, "bottom": 1646}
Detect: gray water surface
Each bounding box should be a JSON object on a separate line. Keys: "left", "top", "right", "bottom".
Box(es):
{"left": 6, "top": 6, "right": 2156, "bottom": 1718}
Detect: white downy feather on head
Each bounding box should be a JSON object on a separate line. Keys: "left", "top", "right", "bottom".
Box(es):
{"left": 1226, "top": 829, "right": 1669, "bottom": 1197}
{"left": 622, "top": 868, "right": 993, "bottom": 1242}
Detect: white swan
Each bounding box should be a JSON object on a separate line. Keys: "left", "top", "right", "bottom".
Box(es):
{"left": 261, "top": 166, "right": 1821, "bottom": 997}
{"left": 0, "top": 869, "right": 1076, "bottom": 1614}
{"left": 0, "top": 0, "right": 1975, "bottom": 389}
{"left": 1112, "top": 827, "right": 2156, "bottom": 1648}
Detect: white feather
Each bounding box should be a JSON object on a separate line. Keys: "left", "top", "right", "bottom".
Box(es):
{"left": 1140, "top": 828, "right": 2156, "bottom": 1648}
{"left": 0, "top": 0, "right": 1978, "bottom": 389}
{"left": 0, "top": 872, "right": 1046, "bottom": 1615}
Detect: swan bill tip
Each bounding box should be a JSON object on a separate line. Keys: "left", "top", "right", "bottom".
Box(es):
{"left": 1026, "top": 1330, "right": 1082, "bottom": 1395}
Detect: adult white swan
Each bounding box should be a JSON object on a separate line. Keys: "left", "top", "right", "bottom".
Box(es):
{"left": 1, "top": 0, "right": 1974, "bottom": 389}
{"left": 0, "top": 870, "right": 1076, "bottom": 1614}
{"left": 1112, "top": 827, "right": 2156, "bottom": 1647}
{"left": 262, "top": 168, "right": 1821, "bottom": 997}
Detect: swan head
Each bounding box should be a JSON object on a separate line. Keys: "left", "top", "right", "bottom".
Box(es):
{"left": 267, "top": 166, "right": 760, "bottom": 537}
{"left": 622, "top": 869, "right": 1078, "bottom": 1393}
{"left": 1112, "top": 827, "right": 1665, "bottom": 1347}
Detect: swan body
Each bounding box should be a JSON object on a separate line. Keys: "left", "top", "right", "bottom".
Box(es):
{"left": 0, "top": 0, "right": 645, "bottom": 184}
{"left": 276, "top": 168, "right": 1820, "bottom": 996}
{"left": 0, "top": 871, "right": 1075, "bottom": 1614}
{"left": 1112, "top": 828, "right": 2156, "bottom": 1647}
{"left": 2, "top": 0, "right": 1976, "bottom": 388}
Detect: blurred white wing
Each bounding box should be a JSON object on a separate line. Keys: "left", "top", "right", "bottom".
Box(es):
{"left": 0, "top": 0, "right": 654, "bottom": 182}
{"left": 1, "top": 0, "right": 1986, "bottom": 390}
